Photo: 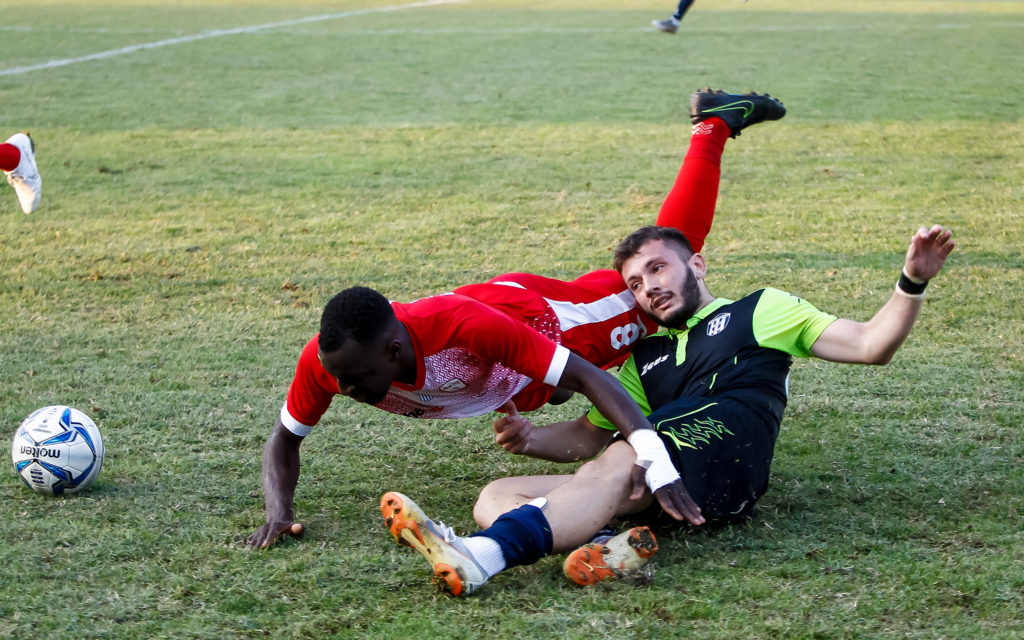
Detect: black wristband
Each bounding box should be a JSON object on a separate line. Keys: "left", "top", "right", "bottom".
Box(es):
{"left": 897, "top": 270, "right": 928, "bottom": 295}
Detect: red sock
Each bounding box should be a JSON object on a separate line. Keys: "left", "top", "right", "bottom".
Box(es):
{"left": 0, "top": 143, "right": 20, "bottom": 172}
{"left": 654, "top": 117, "right": 731, "bottom": 253}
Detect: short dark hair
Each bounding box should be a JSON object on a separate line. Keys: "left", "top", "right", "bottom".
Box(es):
{"left": 613, "top": 226, "right": 694, "bottom": 272}
{"left": 318, "top": 286, "right": 395, "bottom": 353}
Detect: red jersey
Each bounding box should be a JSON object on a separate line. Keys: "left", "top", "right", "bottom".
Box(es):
{"left": 280, "top": 270, "right": 657, "bottom": 436}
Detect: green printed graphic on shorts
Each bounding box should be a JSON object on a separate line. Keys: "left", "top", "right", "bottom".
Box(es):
{"left": 655, "top": 402, "right": 734, "bottom": 451}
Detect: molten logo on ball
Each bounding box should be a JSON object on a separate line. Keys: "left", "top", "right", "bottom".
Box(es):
{"left": 11, "top": 405, "right": 105, "bottom": 496}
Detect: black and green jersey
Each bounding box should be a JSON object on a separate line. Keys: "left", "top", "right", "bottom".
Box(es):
{"left": 588, "top": 288, "right": 837, "bottom": 434}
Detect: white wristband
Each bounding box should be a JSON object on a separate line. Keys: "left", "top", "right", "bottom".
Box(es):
{"left": 627, "top": 429, "right": 680, "bottom": 493}
{"left": 894, "top": 285, "right": 925, "bottom": 299}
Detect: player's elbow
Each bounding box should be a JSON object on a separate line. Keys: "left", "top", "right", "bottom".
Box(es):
{"left": 862, "top": 344, "right": 899, "bottom": 366}
{"left": 826, "top": 345, "right": 895, "bottom": 366}
{"left": 849, "top": 329, "right": 904, "bottom": 365}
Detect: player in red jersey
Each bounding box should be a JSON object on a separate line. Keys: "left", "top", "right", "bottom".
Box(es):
{"left": 248, "top": 89, "right": 787, "bottom": 549}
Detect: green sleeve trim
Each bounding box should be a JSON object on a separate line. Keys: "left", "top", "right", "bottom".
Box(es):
{"left": 586, "top": 355, "right": 652, "bottom": 431}
{"left": 752, "top": 288, "right": 838, "bottom": 358}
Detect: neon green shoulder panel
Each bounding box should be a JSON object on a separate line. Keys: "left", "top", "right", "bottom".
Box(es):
{"left": 586, "top": 354, "right": 652, "bottom": 431}
{"left": 752, "top": 288, "right": 838, "bottom": 358}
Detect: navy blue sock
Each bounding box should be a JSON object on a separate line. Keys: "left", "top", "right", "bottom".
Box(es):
{"left": 470, "top": 504, "right": 553, "bottom": 569}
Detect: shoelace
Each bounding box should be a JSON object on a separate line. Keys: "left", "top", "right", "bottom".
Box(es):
{"left": 431, "top": 519, "right": 458, "bottom": 543}
{"left": 7, "top": 165, "right": 38, "bottom": 181}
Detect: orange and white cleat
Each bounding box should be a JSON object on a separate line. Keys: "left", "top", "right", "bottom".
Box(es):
{"left": 562, "top": 526, "right": 658, "bottom": 586}
{"left": 380, "top": 491, "right": 489, "bottom": 596}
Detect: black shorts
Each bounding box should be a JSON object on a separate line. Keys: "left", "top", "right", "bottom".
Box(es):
{"left": 647, "top": 395, "right": 778, "bottom": 522}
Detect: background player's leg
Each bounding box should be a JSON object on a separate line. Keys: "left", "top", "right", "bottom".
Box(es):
{"left": 653, "top": 0, "right": 696, "bottom": 34}
{"left": 676, "top": 0, "right": 696, "bottom": 22}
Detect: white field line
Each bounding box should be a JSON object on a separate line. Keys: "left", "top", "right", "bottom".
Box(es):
{"left": 2, "top": 16, "right": 1020, "bottom": 76}
{"left": 0, "top": 0, "right": 463, "bottom": 77}
{"left": 3, "top": 21, "right": 1022, "bottom": 37}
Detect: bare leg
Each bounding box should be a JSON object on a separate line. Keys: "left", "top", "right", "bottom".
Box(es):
{"left": 476, "top": 441, "right": 656, "bottom": 553}
{"left": 474, "top": 475, "right": 571, "bottom": 527}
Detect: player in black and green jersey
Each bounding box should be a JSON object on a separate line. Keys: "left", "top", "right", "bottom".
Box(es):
{"left": 379, "top": 221, "right": 954, "bottom": 595}
{"left": 582, "top": 285, "right": 835, "bottom": 522}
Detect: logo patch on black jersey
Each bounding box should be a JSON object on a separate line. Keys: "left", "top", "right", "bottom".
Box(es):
{"left": 439, "top": 379, "right": 466, "bottom": 392}
{"left": 706, "top": 312, "right": 731, "bottom": 337}
{"left": 640, "top": 354, "right": 669, "bottom": 377}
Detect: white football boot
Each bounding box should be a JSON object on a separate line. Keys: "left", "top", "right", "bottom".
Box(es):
{"left": 652, "top": 18, "right": 679, "bottom": 34}
{"left": 380, "top": 491, "right": 490, "bottom": 596}
{"left": 4, "top": 132, "right": 41, "bottom": 214}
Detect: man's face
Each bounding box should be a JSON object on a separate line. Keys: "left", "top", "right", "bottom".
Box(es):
{"left": 318, "top": 337, "right": 399, "bottom": 406}
{"left": 621, "top": 238, "right": 703, "bottom": 328}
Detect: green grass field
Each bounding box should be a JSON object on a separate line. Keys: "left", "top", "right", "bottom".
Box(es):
{"left": 1, "top": 0, "right": 1022, "bottom": 637}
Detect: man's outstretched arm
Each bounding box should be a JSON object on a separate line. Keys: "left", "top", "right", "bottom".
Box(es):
{"left": 247, "top": 420, "right": 305, "bottom": 549}
{"left": 811, "top": 225, "right": 955, "bottom": 365}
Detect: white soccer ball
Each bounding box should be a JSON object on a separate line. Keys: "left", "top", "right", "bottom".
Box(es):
{"left": 11, "top": 405, "right": 105, "bottom": 496}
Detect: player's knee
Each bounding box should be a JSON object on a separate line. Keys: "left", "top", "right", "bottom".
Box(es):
{"left": 473, "top": 479, "right": 510, "bottom": 527}
{"left": 576, "top": 441, "right": 635, "bottom": 485}
{"left": 474, "top": 477, "right": 537, "bottom": 527}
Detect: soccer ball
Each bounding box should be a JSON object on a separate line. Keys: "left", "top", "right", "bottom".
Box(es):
{"left": 11, "top": 405, "right": 105, "bottom": 496}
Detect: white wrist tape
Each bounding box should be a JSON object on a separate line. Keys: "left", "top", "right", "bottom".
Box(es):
{"left": 627, "top": 429, "right": 680, "bottom": 493}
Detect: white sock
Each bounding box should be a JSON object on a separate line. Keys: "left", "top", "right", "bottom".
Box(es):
{"left": 462, "top": 536, "right": 506, "bottom": 577}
